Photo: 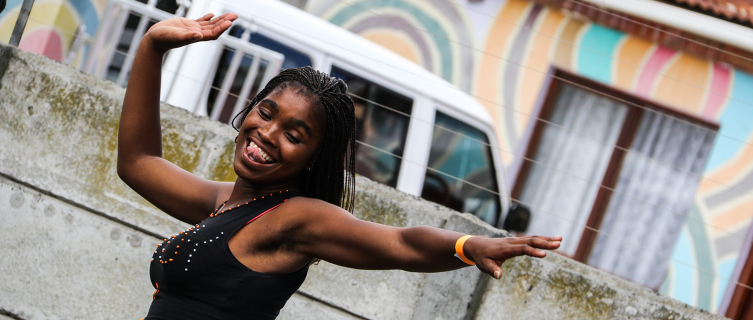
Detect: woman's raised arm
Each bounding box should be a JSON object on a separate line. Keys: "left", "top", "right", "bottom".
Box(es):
{"left": 117, "top": 13, "right": 238, "bottom": 224}
{"left": 292, "top": 198, "right": 561, "bottom": 279}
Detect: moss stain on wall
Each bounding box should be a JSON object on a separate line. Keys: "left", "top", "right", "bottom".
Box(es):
{"left": 208, "top": 140, "right": 238, "bottom": 182}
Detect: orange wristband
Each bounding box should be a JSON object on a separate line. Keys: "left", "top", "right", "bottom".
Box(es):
{"left": 455, "top": 235, "right": 475, "bottom": 265}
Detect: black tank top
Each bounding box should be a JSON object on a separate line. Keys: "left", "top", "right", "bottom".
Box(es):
{"left": 145, "top": 191, "right": 308, "bottom": 320}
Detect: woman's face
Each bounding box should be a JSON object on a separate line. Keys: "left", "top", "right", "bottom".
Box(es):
{"left": 234, "top": 86, "right": 325, "bottom": 188}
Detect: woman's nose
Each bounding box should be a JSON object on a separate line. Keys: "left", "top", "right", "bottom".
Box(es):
{"left": 257, "top": 124, "right": 279, "bottom": 148}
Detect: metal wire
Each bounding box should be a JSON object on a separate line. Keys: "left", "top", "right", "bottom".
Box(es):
{"left": 5, "top": 3, "right": 753, "bottom": 295}
{"left": 355, "top": 139, "right": 753, "bottom": 293}
{"left": 10, "top": 6, "right": 750, "bottom": 245}
{"left": 331, "top": 0, "right": 753, "bottom": 110}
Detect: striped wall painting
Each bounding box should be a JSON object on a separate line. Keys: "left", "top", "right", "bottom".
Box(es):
{"left": 309, "top": 0, "right": 753, "bottom": 312}
{"left": 0, "top": 0, "right": 100, "bottom": 64}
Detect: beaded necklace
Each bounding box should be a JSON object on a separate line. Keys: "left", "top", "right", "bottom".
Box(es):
{"left": 210, "top": 189, "right": 290, "bottom": 218}
{"left": 150, "top": 189, "right": 291, "bottom": 272}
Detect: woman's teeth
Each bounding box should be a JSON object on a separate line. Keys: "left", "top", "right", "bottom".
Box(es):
{"left": 247, "top": 141, "right": 275, "bottom": 163}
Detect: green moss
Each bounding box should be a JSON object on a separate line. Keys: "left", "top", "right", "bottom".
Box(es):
{"left": 499, "top": 257, "right": 617, "bottom": 319}
{"left": 208, "top": 140, "right": 238, "bottom": 182}
{"left": 647, "top": 306, "right": 690, "bottom": 320}
{"left": 160, "top": 119, "right": 204, "bottom": 173}
{"left": 353, "top": 192, "right": 408, "bottom": 227}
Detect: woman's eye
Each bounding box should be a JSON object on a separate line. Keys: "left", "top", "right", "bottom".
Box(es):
{"left": 285, "top": 133, "right": 301, "bottom": 144}
{"left": 258, "top": 109, "right": 271, "bottom": 120}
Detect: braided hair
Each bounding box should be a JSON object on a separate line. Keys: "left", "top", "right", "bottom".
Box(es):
{"left": 232, "top": 66, "right": 356, "bottom": 213}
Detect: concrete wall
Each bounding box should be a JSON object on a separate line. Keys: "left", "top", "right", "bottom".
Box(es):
{"left": 0, "top": 43, "right": 726, "bottom": 320}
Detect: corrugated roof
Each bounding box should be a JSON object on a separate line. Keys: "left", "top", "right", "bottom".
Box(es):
{"left": 665, "top": 0, "right": 753, "bottom": 26}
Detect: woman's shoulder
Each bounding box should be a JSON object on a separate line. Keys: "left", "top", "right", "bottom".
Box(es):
{"left": 285, "top": 195, "right": 345, "bottom": 211}
{"left": 282, "top": 195, "right": 353, "bottom": 221}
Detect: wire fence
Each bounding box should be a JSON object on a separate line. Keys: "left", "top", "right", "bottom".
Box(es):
{"left": 4, "top": 0, "right": 750, "bottom": 243}
{"left": 3, "top": 0, "right": 752, "bottom": 307}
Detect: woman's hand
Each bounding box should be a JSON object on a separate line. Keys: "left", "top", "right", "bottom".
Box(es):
{"left": 464, "top": 235, "right": 562, "bottom": 279}
{"left": 144, "top": 12, "right": 238, "bottom": 53}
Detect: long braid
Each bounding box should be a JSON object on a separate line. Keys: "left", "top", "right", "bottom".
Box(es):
{"left": 232, "top": 67, "right": 356, "bottom": 212}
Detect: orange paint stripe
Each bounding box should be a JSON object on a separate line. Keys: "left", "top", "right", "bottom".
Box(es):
{"left": 614, "top": 37, "right": 653, "bottom": 90}
{"left": 654, "top": 53, "right": 710, "bottom": 113}
{"left": 553, "top": 19, "right": 585, "bottom": 69}
{"left": 362, "top": 32, "right": 421, "bottom": 66}
{"left": 517, "top": 9, "right": 566, "bottom": 128}
{"left": 699, "top": 142, "right": 753, "bottom": 194}
{"left": 475, "top": 0, "right": 531, "bottom": 162}
{"left": 710, "top": 196, "right": 753, "bottom": 235}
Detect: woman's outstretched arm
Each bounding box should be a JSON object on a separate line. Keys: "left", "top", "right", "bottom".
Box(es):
{"left": 117, "top": 13, "right": 238, "bottom": 224}
{"left": 292, "top": 199, "right": 561, "bottom": 279}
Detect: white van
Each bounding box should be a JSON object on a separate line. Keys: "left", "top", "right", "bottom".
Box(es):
{"left": 84, "top": 0, "right": 511, "bottom": 226}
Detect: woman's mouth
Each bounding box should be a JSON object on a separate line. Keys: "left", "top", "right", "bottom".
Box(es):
{"left": 246, "top": 141, "right": 276, "bottom": 164}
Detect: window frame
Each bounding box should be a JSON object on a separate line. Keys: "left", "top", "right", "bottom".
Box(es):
{"left": 198, "top": 28, "right": 286, "bottom": 123}
{"left": 720, "top": 224, "right": 753, "bottom": 319}
{"left": 511, "top": 66, "right": 719, "bottom": 263}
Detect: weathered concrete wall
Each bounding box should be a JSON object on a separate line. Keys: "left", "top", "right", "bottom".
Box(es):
{"left": 0, "top": 43, "right": 725, "bottom": 320}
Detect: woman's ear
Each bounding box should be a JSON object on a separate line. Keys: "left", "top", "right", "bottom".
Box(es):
{"left": 307, "top": 148, "right": 322, "bottom": 171}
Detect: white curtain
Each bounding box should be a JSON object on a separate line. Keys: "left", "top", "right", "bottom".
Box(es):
{"left": 587, "top": 109, "right": 715, "bottom": 288}
{"left": 520, "top": 84, "right": 627, "bottom": 255}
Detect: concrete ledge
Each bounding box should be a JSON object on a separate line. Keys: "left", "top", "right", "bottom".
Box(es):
{"left": 0, "top": 176, "right": 156, "bottom": 320}
{"left": 477, "top": 253, "right": 721, "bottom": 320}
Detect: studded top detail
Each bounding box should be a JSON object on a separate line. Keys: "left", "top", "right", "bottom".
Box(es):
{"left": 145, "top": 191, "right": 306, "bottom": 320}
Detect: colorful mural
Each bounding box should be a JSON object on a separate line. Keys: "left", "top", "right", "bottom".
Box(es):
{"left": 3, "top": 0, "right": 752, "bottom": 313}
{"left": 309, "top": 0, "right": 753, "bottom": 313}
{"left": 0, "top": 0, "right": 100, "bottom": 64}
{"left": 309, "top": 0, "right": 476, "bottom": 92}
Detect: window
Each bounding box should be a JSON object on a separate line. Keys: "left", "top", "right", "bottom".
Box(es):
{"left": 106, "top": 12, "right": 158, "bottom": 85}
{"left": 205, "top": 25, "right": 309, "bottom": 123}
{"left": 94, "top": 0, "right": 188, "bottom": 86}
{"left": 330, "top": 66, "right": 413, "bottom": 188}
{"left": 206, "top": 46, "right": 271, "bottom": 123}
{"left": 421, "top": 112, "right": 501, "bottom": 225}
{"left": 513, "top": 68, "right": 718, "bottom": 289}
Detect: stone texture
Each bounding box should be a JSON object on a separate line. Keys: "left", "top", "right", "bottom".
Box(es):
{"left": 0, "top": 177, "right": 157, "bottom": 320}
{"left": 411, "top": 213, "right": 508, "bottom": 320}
{"left": 0, "top": 43, "right": 727, "bottom": 320}
{"left": 0, "top": 44, "right": 236, "bottom": 240}
{"left": 476, "top": 253, "right": 721, "bottom": 320}
{"left": 278, "top": 293, "right": 363, "bottom": 320}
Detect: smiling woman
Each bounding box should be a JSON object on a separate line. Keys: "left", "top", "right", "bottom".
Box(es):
{"left": 116, "top": 12, "right": 562, "bottom": 320}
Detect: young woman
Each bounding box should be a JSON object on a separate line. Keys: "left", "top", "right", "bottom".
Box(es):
{"left": 118, "top": 13, "right": 562, "bottom": 320}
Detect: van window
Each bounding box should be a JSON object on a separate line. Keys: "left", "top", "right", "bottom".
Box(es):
{"left": 330, "top": 66, "right": 413, "bottom": 188}
{"left": 206, "top": 48, "right": 270, "bottom": 123}
{"left": 421, "top": 112, "right": 500, "bottom": 224}
{"left": 102, "top": 0, "right": 188, "bottom": 86}
{"left": 206, "top": 25, "right": 311, "bottom": 122}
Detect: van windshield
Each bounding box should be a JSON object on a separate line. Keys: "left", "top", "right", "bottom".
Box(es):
{"left": 421, "top": 112, "right": 500, "bottom": 224}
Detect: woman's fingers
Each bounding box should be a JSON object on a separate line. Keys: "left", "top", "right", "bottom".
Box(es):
{"left": 196, "top": 13, "right": 214, "bottom": 22}
{"left": 195, "top": 17, "right": 235, "bottom": 41}
{"left": 197, "top": 13, "right": 237, "bottom": 27}
{"left": 506, "top": 235, "right": 561, "bottom": 248}
{"left": 470, "top": 236, "right": 562, "bottom": 280}
{"left": 477, "top": 258, "right": 503, "bottom": 280}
